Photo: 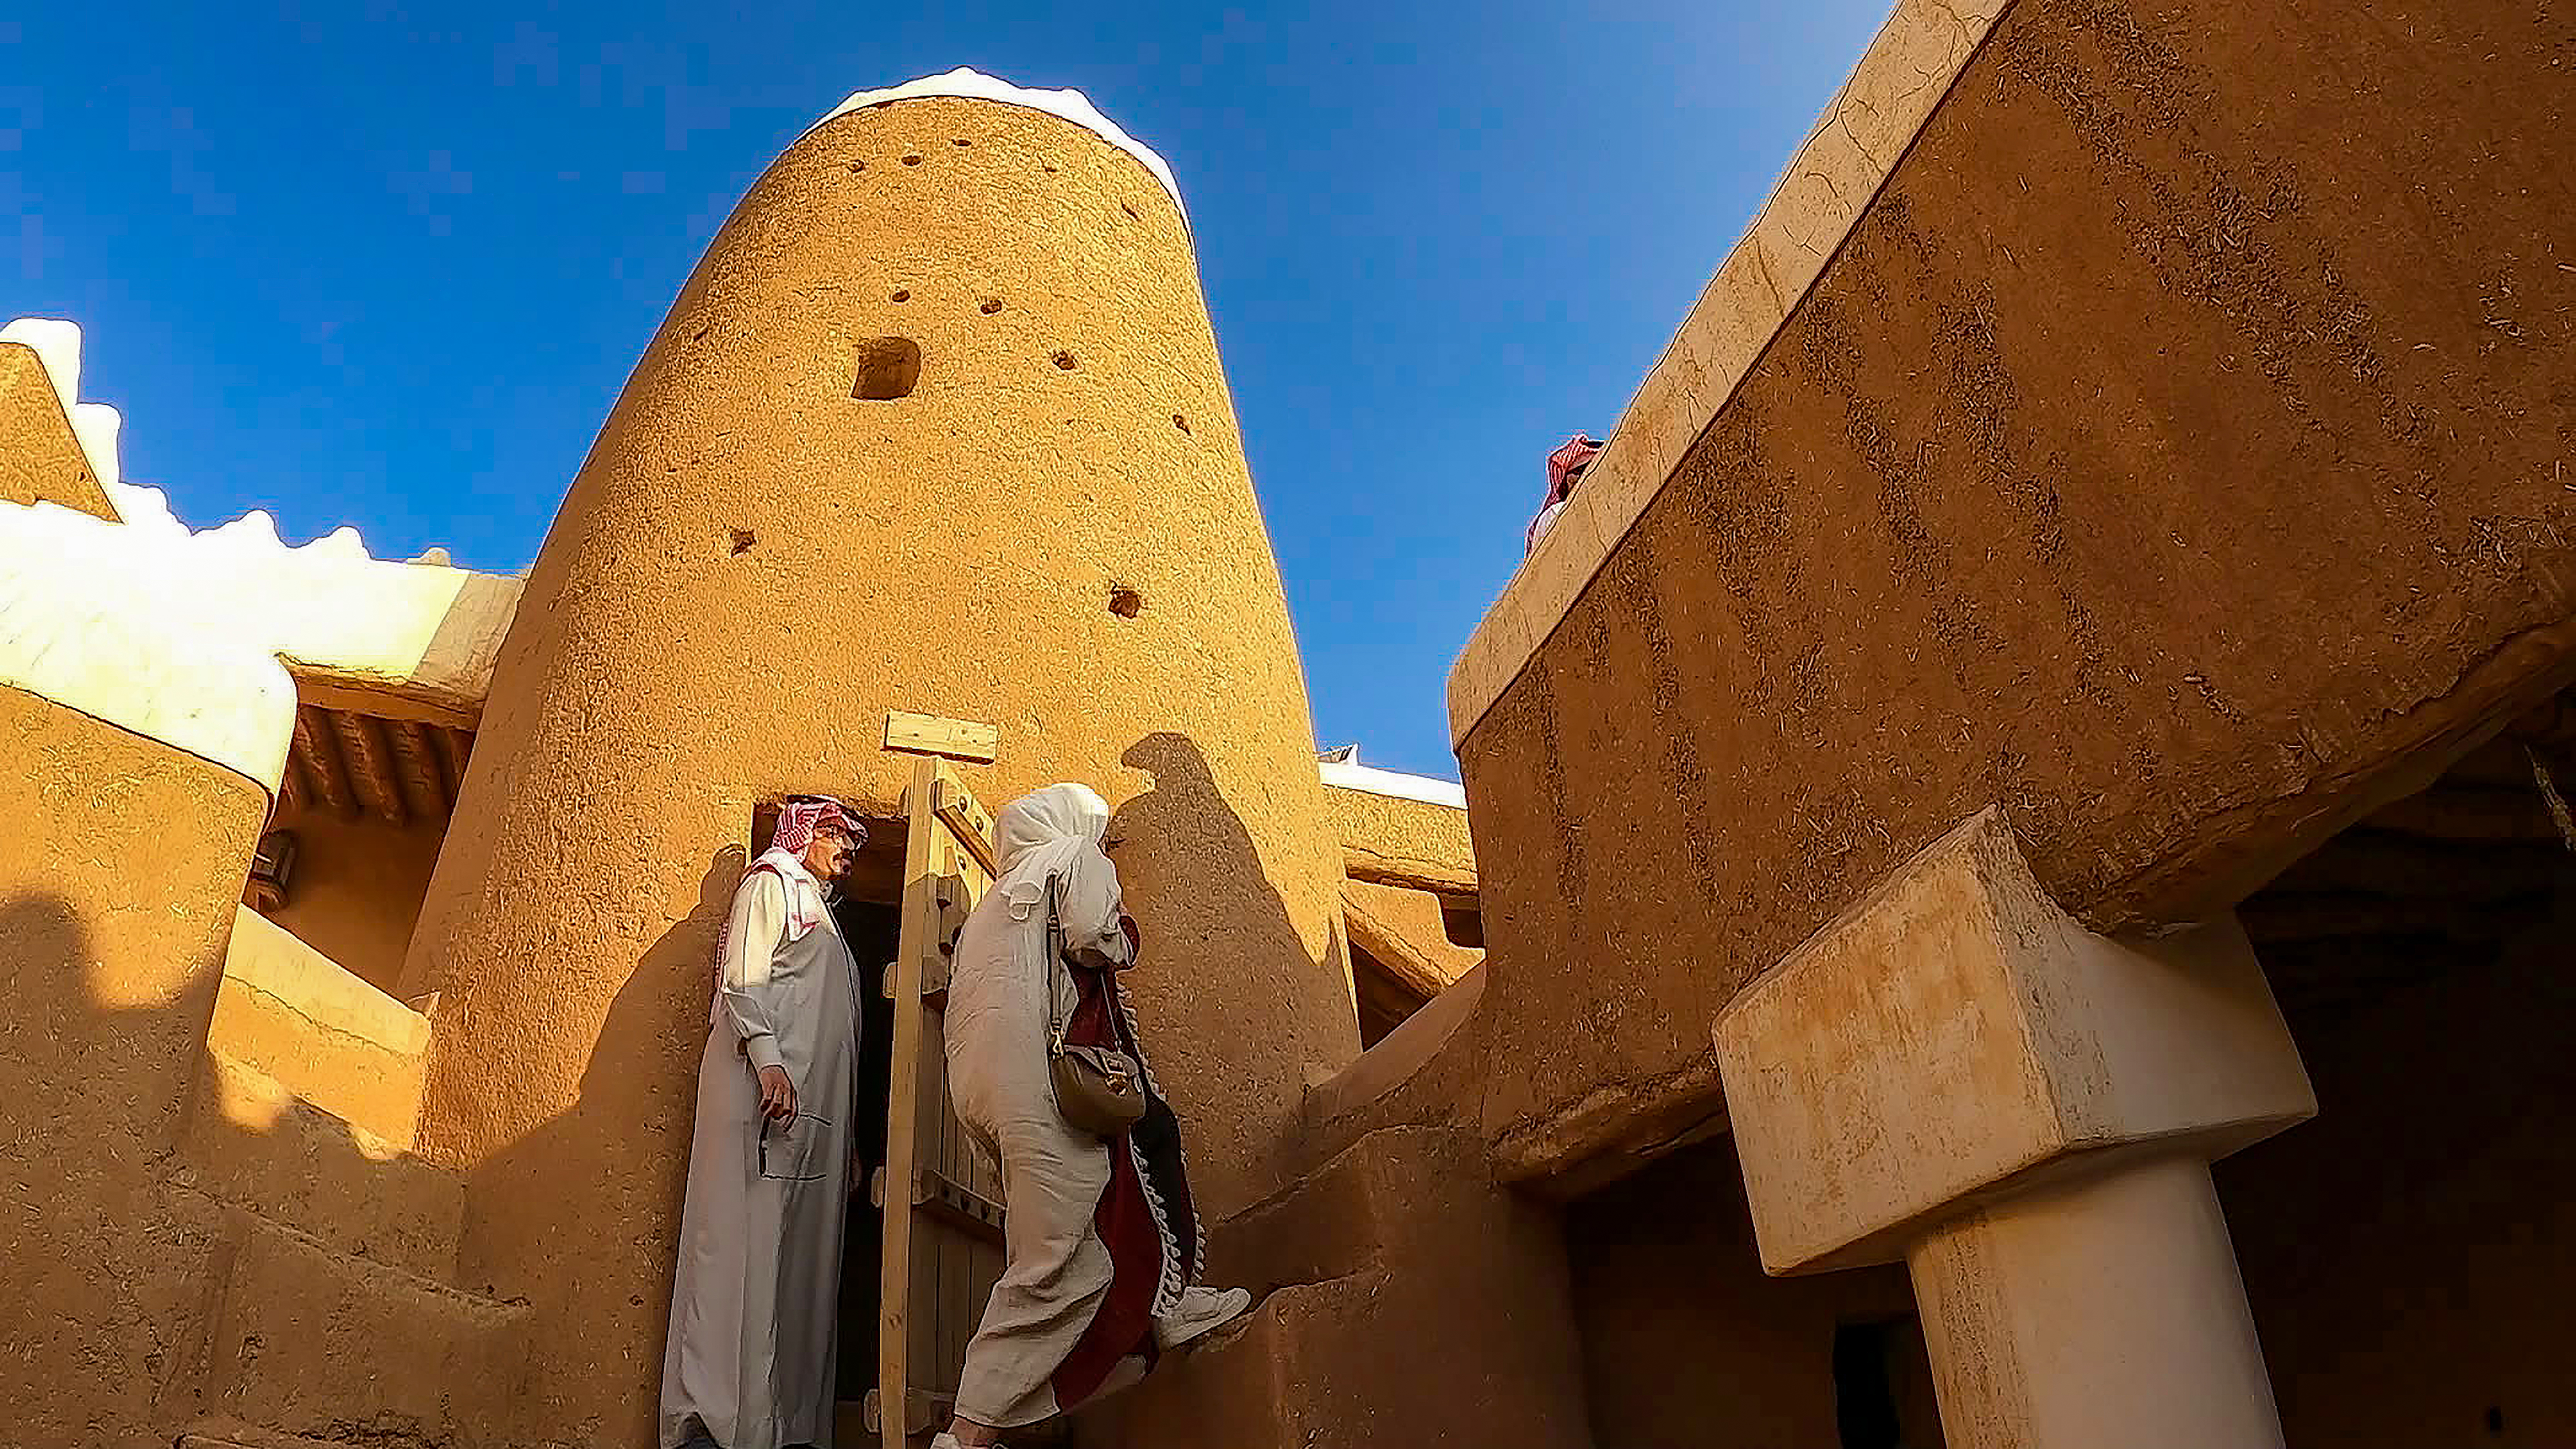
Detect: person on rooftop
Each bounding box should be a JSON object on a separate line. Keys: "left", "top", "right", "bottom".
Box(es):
{"left": 1527, "top": 432, "right": 1605, "bottom": 555}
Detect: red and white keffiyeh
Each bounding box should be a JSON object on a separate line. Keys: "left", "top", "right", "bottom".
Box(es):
{"left": 710, "top": 796, "right": 864, "bottom": 996}
{"left": 1526, "top": 433, "right": 1604, "bottom": 555}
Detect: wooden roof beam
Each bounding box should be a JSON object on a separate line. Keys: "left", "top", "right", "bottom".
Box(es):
{"left": 291, "top": 706, "right": 359, "bottom": 821}
{"left": 327, "top": 707, "right": 409, "bottom": 827}
{"left": 1341, "top": 846, "right": 1478, "bottom": 900}
{"left": 385, "top": 717, "right": 450, "bottom": 817}
{"left": 1341, "top": 888, "right": 1453, "bottom": 1003}
{"left": 432, "top": 726, "right": 473, "bottom": 801}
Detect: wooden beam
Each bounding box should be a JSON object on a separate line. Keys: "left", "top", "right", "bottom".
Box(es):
{"left": 327, "top": 708, "right": 409, "bottom": 827}
{"left": 1341, "top": 887, "right": 1454, "bottom": 1001}
{"left": 289, "top": 673, "right": 481, "bottom": 731}
{"left": 291, "top": 706, "right": 360, "bottom": 821}
{"left": 386, "top": 718, "right": 450, "bottom": 816}
{"left": 276, "top": 751, "right": 310, "bottom": 816}
{"left": 884, "top": 710, "right": 999, "bottom": 764}
{"left": 1342, "top": 845, "right": 1478, "bottom": 899}
{"left": 434, "top": 726, "right": 473, "bottom": 799}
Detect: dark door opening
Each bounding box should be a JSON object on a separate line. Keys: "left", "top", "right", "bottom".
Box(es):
{"left": 1834, "top": 1316, "right": 1945, "bottom": 1449}
{"left": 833, "top": 892, "right": 903, "bottom": 1412}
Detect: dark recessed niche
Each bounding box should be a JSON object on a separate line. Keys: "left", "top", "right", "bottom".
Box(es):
{"left": 851, "top": 337, "right": 922, "bottom": 400}
{"left": 902, "top": 153, "right": 923, "bottom": 166}
{"left": 980, "top": 299, "right": 1003, "bottom": 315}
{"left": 1052, "top": 350, "right": 1077, "bottom": 371}
{"left": 1172, "top": 413, "right": 1189, "bottom": 434}
{"left": 1108, "top": 585, "right": 1144, "bottom": 619}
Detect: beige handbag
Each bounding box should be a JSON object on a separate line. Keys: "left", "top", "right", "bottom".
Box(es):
{"left": 1045, "top": 872, "right": 1148, "bottom": 1138}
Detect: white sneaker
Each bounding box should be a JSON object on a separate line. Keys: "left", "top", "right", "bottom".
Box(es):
{"left": 1154, "top": 1285, "right": 1252, "bottom": 1351}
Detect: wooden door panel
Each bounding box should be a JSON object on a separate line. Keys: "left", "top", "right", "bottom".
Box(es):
{"left": 876, "top": 759, "right": 1002, "bottom": 1446}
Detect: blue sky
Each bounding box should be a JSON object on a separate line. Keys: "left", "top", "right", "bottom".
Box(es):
{"left": 3, "top": 1, "right": 1891, "bottom": 779}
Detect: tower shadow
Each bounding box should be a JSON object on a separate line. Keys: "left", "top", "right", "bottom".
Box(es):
{"left": 1107, "top": 731, "right": 1353, "bottom": 1217}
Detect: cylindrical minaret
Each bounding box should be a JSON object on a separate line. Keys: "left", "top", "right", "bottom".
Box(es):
{"left": 404, "top": 73, "right": 1356, "bottom": 1440}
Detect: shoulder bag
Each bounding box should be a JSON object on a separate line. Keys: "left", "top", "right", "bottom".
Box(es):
{"left": 1045, "top": 871, "right": 1148, "bottom": 1137}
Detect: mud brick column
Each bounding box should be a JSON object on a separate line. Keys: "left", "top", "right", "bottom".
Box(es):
{"left": 1715, "top": 809, "right": 2314, "bottom": 1449}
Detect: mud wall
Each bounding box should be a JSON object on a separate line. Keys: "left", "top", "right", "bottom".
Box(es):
{"left": 2220, "top": 898, "right": 2576, "bottom": 1449}
{"left": 1457, "top": 0, "right": 2576, "bottom": 1176}
{"left": 261, "top": 810, "right": 446, "bottom": 999}
{"left": 402, "top": 93, "right": 1354, "bottom": 1443}
{"left": 0, "top": 686, "right": 272, "bottom": 1447}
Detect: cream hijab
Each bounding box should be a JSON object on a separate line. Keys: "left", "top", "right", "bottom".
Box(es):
{"left": 992, "top": 783, "right": 1132, "bottom": 969}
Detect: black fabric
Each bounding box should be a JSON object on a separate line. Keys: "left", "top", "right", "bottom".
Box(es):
{"left": 1107, "top": 974, "right": 1200, "bottom": 1282}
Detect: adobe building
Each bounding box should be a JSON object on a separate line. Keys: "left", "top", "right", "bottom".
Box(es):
{"left": 4, "top": 3, "right": 2573, "bottom": 1446}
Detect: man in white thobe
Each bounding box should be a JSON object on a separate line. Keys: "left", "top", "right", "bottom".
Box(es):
{"left": 664, "top": 797, "right": 866, "bottom": 1449}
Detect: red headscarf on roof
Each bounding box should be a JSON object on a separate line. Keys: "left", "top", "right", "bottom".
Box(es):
{"left": 1528, "top": 434, "right": 1604, "bottom": 553}
{"left": 710, "top": 796, "right": 864, "bottom": 1000}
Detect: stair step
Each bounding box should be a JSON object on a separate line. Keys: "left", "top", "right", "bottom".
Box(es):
{"left": 212, "top": 906, "right": 430, "bottom": 1148}
{"left": 175, "top": 1049, "right": 467, "bottom": 1281}
{"left": 185, "top": 1207, "right": 531, "bottom": 1444}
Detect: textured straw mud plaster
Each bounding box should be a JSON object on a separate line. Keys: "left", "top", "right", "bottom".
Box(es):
{"left": 0, "top": 343, "right": 118, "bottom": 518}
{"left": 403, "top": 94, "right": 1354, "bottom": 1442}
{"left": 1458, "top": 0, "right": 2576, "bottom": 1179}
{"left": 0, "top": 689, "right": 278, "bottom": 1447}
{"left": 1327, "top": 782, "right": 1478, "bottom": 889}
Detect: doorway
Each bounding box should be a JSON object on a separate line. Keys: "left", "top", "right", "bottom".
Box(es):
{"left": 832, "top": 890, "right": 902, "bottom": 1412}
{"left": 743, "top": 800, "right": 910, "bottom": 1427}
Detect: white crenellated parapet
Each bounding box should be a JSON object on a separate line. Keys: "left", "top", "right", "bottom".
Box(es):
{"left": 0, "top": 516, "right": 297, "bottom": 796}
{"left": 1, "top": 315, "right": 521, "bottom": 723}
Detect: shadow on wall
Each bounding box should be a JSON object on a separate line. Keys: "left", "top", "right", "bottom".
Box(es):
{"left": 449, "top": 845, "right": 751, "bottom": 1446}
{"left": 0, "top": 842, "right": 764, "bottom": 1449}
{"left": 1110, "top": 731, "right": 1352, "bottom": 1213}
{"left": 0, "top": 890, "right": 535, "bottom": 1449}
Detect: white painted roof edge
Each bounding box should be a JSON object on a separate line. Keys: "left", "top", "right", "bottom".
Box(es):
{"left": 808, "top": 67, "right": 1187, "bottom": 223}
{"left": 1320, "top": 759, "right": 1469, "bottom": 811}
{"left": 0, "top": 504, "right": 296, "bottom": 794}
{"left": 4, "top": 314, "right": 476, "bottom": 569}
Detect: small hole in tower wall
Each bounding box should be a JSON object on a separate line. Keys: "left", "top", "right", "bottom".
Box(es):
{"left": 953, "top": 138, "right": 972, "bottom": 147}
{"left": 1053, "top": 351, "right": 1077, "bottom": 371}
{"left": 902, "top": 153, "right": 922, "bottom": 166}
{"left": 980, "top": 299, "right": 1003, "bottom": 315}
{"left": 847, "top": 160, "right": 866, "bottom": 172}
{"left": 1171, "top": 413, "right": 1189, "bottom": 434}
{"left": 1108, "top": 585, "right": 1143, "bottom": 619}
{"left": 851, "top": 337, "right": 922, "bottom": 400}
{"left": 730, "top": 529, "right": 756, "bottom": 556}
{"left": 1121, "top": 202, "right": 1138, "bottom": 221}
